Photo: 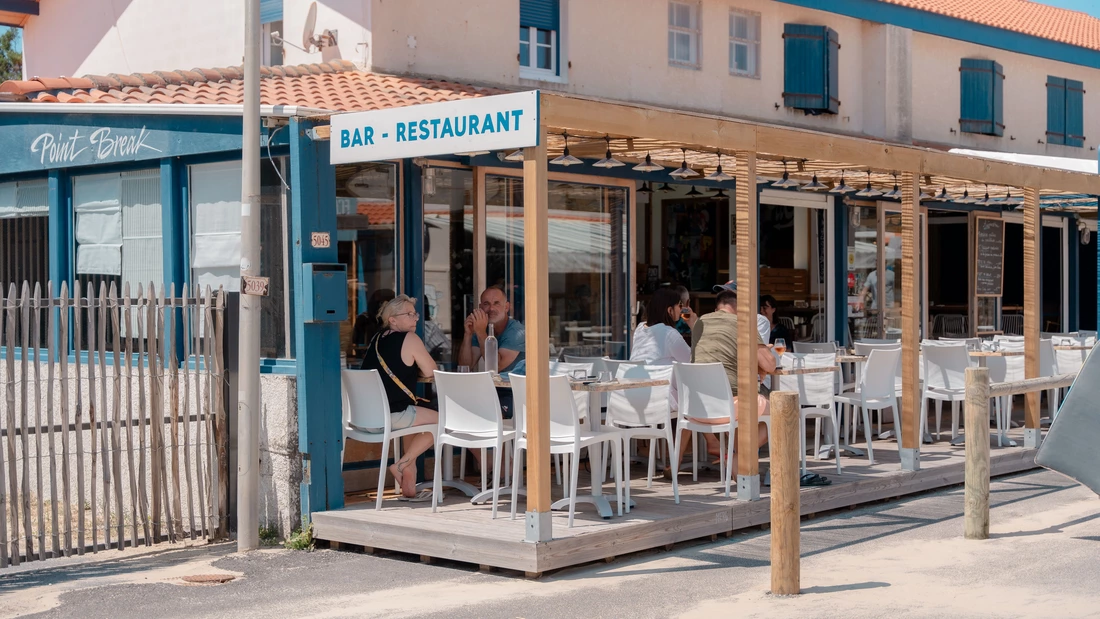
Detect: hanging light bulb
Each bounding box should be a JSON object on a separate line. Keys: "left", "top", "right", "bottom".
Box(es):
{"left": 657, "top": 182, "right": 676, "bottom": 193}
{"left": 881, "top": 173, "right": 902, "bottom": 199}
{"left": 1003, "top": 190, "right": 1023, "bottom": 205}
{"left": 800, "top": 173, "right": 828, "bottom": 192}
{"left": 704, "top": 152, "right": 733, "bottom": 182}
{"left": 771, "top": 160, "right": 801, "bottom": 188}
{"left": 669, "top": 148, "right": 700, "bottom": 179}
{"left": 919, "top": 187, "right": 935, "bottom": 201}
{"left": 956, "top": 185, "right": 977, "bottom": 204}
{"left": 829, "top": 171, "right": 857, "bottom": 194}
{"left": 632, "top": 151, "right": 664, "bottom": 173}
{"left": 550, "top": 133, "right": 583, "bottom": 166}
{"left": 504, "top": 149, "right": 524, "bottom": 162}
{"left": 711, "top": 187, "right": 729, "bottom": 198}
{"left": 593, "top": 135, "right": 625, "bottom": 168}
{"left": 974, "top": 185, "right": 993, "bottom": 206}
{"left": 685, "top": 186, "right": 703, "bottom": 197}
{"left": 855, "top": 170, "right": 883, "bottom": 197}
{"left": 934, "top": 185, "right": 949, "bottom": 201}
{"left": 637, "top": 181, "right": 654, "bottom": 194}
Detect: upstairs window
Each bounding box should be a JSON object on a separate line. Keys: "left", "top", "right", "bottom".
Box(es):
{"left": 959, "top": 58, "right": 1004, "bottom": 136}
{"left": 1046, "top": 76, "right": 1085, "bottom": 147}
{"left": 668, "top": 1, "right": 700, "bottom": 69}
{"left": 520, "top": 0, "right": 560, "bottom": 78}
{"left": 782, "top": 24, "right": 839, "bottom": 114}
{"left": 729, "top": 10, "right": 760, "bottom": 78}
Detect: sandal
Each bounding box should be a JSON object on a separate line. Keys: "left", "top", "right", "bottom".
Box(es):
{"left": 398, "top": 489, "right": 435, "bottom": 502}
{"left": 800, "top": 472, "right": 832, "bottom": 487}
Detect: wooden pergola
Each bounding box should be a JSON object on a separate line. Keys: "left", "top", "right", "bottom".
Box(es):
{"left": 518, "top": 91, "right": 1100, "bottom": 541}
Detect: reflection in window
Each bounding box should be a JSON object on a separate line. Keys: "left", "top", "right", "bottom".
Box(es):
{"left": 337, "top": 162, "right": 398, "bottom": 364}
{"left": 422, "top": 167, "right": 473, "bottom": 368}
{"left": 484, "top": 175, "right": 629, "bottom": 359}
{"left": 847, "top": 205, "right": 881, "bottom": 341}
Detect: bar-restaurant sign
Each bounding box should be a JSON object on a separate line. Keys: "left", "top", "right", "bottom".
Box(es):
{"left": 330, "top": 90, "right": 539, "bottom": 164}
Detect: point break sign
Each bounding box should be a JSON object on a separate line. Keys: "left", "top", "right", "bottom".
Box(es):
{"left": 330, "top": 90, "right": 539, "bottom": 164}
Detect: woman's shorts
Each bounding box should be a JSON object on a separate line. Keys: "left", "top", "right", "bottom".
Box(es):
{"left": 363, "top": 405, "right": 417, "bottom": 433}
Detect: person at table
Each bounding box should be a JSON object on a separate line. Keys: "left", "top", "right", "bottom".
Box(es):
{"left": 672, "top": 285, "right": 698, "bottom": 341}
{"left": 759, "top": 294, "right": 791, "bottom": 345}
{"left": 348, "top": 288, "right": 395, "bottom": 362}
{"left": 458, "top": 286, "right": 526, "bottom": 375}
{"left": 631, "top": 287, "right": 691, "bottom": 409}
{"left": 687, "top": 281, "right": 775, "bottom": 467}
{"left": 358, "top": 295, "right": 438, "bottom": 502}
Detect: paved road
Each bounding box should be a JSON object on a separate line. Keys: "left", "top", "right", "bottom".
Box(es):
{"left": 3, "top": 469, "right": 1098, "bottom": 619}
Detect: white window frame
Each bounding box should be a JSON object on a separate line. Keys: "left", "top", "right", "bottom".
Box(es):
{"left": 262, "top": 21, "right": 283, "bottom": 66}
{"left": 728, "top": 9, "right": 760, "bottom": 78}
{"left": 668, "top": 1, "right": 701, "bottom": 69}
{"left": 519, "top": 26, "right": 558, "bottom": 80}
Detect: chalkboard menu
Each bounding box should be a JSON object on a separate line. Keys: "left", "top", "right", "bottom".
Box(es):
{"left": 975, "top": 216, "right": 1004, "bottom": 297}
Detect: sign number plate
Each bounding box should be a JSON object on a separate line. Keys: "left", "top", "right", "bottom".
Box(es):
{"left": 311, "top": 231, "right": 331, "bottom": 248}
{"left": 241, "top": 276, "right": 270, "bottom": 297}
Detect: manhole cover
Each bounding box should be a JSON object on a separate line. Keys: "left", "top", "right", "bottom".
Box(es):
{"left": 181, "top": 574, "right": 236, "bottom": 585}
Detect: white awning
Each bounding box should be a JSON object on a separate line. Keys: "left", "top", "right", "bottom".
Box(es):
{"left": 949, "top": 148, "right": 1097, "bottom": 175}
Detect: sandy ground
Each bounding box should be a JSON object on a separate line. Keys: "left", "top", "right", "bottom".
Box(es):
{"left": 1, "top": 468, "right": 1098, "bottom": 619}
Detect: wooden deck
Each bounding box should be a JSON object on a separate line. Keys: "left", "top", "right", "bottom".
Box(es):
{"left": 312, "top": 429, "right": 1039, "bottom": 574}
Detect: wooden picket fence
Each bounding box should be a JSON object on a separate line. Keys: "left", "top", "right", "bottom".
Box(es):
{"left": 0, "top": 280, "right": 228, "bottom": 568}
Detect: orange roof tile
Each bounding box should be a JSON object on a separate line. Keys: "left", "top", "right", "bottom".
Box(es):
{"left": 1, "top": 59, "right": 507, "bottom": 111}
{"left": 881, "top": 0, "right": 1100, "bottom": 52}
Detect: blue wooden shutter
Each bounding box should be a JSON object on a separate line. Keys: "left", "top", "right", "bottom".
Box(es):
{"left": 960, "top": 58, "right": 1002, "bottom": 136}
{"left": 520, "top": 0, "right": 559, "bottom": 31}
{"left": 783, "top": 24, "right": 838, "bottom": 114}
{"left": 260, "top": 0, "right": 282, "bottom": 24}
{"left": 1066, "top": 79, "right": 1085, "bottom": 147}
{"left": 1046, "top": 76, "right": 1066, "bottom": 145}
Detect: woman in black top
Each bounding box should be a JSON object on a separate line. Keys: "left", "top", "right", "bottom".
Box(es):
{"left": 360, "top": 295, "right": 438, "bottom": 500}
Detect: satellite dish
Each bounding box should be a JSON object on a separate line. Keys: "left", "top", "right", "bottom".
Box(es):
{"left": 303, "top": 2, "right": 318, "bottom": 51}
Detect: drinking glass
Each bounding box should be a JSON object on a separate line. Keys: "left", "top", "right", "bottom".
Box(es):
{"left": 598, "top": 370, "right": 612, "bottom": 383}
{"left": 774, "top": 338, "right": 787, "bottom": 356}
{"left": 457, "top": 365, "right": 470, "bottom": 373}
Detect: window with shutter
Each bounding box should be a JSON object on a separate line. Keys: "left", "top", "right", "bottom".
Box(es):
{"left": 1046, "top": 76, "right": 1066, "bottom": 145}
{"left": 519, "top": 0, "right": 560, "bottom": 78}
{"left": 1065, "top": 79, "right": 1085, "bottom": 147}
{"left": 782, "top": 24, "right": 839, "bottom": 114}
{"left": 959, "top": 59, "right": 1004, "bottom": 136}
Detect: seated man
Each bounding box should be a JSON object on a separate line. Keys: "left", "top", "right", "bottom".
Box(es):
{"left": 458, "top": 286, "right": 526, "bottom": 375}
{"left": 687, "top": 281, "right": 775, "bottom": 471}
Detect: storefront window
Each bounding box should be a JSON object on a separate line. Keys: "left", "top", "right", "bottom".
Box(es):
{"left": 422, "top": 167, "right": 473, "bottom": 368}
{"left": 847, "top": 205, "right": 881, "bottom": 340}
{"left": 758, "top": 202, "right": 830, "bottom": 342}
{"left": 337, "top": 162, "right": 398, "bottom": 365}
{"left": 485, "top": 175, "right": 629, "bottom": 358}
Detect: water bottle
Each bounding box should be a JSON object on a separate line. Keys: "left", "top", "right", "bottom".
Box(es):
{"left": 483, "top": 322, "right": 499, "bottom": 375}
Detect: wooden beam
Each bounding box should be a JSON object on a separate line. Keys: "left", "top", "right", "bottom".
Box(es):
{"left": 769, "top": 391, "right": 801, "bottom": 595}
{"left": 899, "top": 172, "right": 921, "bottom": 470}
{"left": 735, "top": 151, "right": 760, "bottom": 500}
{"left": 964, "top": 367, "right": 991, "bottom": 540}
{"left": 1022, "top": 187, "right": 1042, "bottom": 448}
{"left": 539, "top": 94, "right": 1100, "bottom": 195}
{"left": 522, "top": 110, "right": 552, "bottom": 541}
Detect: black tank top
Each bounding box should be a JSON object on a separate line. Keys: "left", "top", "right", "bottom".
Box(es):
{"left": 360, "top": 330, "right": 417, "bottom": 412}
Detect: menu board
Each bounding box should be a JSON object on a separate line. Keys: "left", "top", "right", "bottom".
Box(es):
{"left": 975, "top": 216, "right": 1004, "bottom": 297}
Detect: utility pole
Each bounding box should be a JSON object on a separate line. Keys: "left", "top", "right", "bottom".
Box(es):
{"left": 237, "top": 0, "right": 261, "bottom": 552}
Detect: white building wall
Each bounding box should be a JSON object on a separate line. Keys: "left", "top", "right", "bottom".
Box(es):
{"left": 22, "top": 0, "right": 243, "bottom": 78}
{"left": 911, "top": 31, "right": 1099, "bottom": 160}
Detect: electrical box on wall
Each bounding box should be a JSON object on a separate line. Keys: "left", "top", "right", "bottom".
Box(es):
{"left": 302, "top": 263, "right": 348, "bottom": 323}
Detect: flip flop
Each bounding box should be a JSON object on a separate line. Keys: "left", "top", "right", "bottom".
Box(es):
{"left": 398, "top": 489, "right": 435, "bottom": 502}
{"left": 800, "top": 472, "right": 832, "bottom": 487}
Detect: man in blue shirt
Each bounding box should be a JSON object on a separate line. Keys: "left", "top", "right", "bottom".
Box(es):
{"left": 458, "top": 286, "right": 526, "bottom": 375}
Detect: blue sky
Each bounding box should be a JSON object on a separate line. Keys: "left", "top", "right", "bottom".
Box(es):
{"left": 1038, "top": 0, "right": 1100, "bottom": 17}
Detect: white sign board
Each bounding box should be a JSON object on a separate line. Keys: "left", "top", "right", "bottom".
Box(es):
{"left": 330, "top": 91, "right": 539, "bottom": 164}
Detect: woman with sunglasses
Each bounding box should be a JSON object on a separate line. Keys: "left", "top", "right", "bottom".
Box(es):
{"left": 359, "top": 294, "right": 439, "bottom": 501}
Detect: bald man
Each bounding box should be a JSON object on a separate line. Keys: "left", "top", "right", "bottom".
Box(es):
{"left": 458, "top": 286, "right": 526, "bottom": 375}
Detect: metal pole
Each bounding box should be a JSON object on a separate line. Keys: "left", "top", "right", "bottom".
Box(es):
{"left": 237, "top": 0, "right": 261, "bottom": 552}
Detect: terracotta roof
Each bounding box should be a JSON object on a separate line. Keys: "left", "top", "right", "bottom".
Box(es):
{"left": 880, "top": 0, "right": 1100, "bottom": 52}
{"left": 0, "top": 59, "right": 506, "bottom": 110}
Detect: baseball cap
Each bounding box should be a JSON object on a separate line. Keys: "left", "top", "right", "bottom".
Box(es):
{"left": 712, "top": 280, "right": 737, "bottom": 294}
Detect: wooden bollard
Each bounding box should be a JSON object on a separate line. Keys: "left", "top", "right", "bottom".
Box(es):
{"left": 964, "top": 367, "right": 990, "bottom": 540}
{"left": 769, "top": 391, "right": 800, "bottom": 596}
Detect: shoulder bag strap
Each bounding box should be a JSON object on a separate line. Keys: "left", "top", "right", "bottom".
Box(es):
{"left": 373, "top": 332, "right": 428, "bottom": 404}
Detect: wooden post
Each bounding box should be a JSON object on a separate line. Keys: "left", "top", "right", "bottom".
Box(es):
{"left": 522, "top": 111, "right": 552, "bottom": 543}
{"left": 964, "top": 367, "right": 990, "bottom": 540}
{"left": 735, "top": 151, "right": 760, "bottom": 500}
{"left": 899, "top": 172, "right": 921, "bottom": 470}
{"left": 769, "top": 391, "right": 800, "bottom": 596}
{"left": 1022, "top": 187, "right": 1042, "bottom": 449}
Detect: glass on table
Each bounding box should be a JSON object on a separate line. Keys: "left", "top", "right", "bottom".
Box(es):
{"left": 597, "top": 370, "right": 612, "bottom": 383}
{"left": 773, "top": 338, "right": 787, "bottom": 356}
{"left": 457, "top": 365, "right": 470, "bottom": 373}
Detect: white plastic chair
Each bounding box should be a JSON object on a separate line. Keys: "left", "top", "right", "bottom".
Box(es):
{"left": 1040, "top": 338, "right": 1061, "bottom": 421}
{"left": 509, "top": 374, "right": 624, "bottom": 526}
{"left": 1000, "top": 314, "right": 1024, "bottom": 335}
{"left": 793, "top": 341, "right": 836, "bottom": 354}
{"left": 777, "top": 353, "right": 842, "bottom": 475}
{"left": 920, "top": 342, "right": 972, "bottom": 441}
{"left": 835, "top": 347, "right": 901, "bottom": 464}
{"left": 810, "top": 313, "right": 827, "bottom": 342}
{"left": 341, "top": 369, "right": 438, "bottom": 511}
{"left": 432, "top": 371, "right": 516, "bottom": 518}
{"left": 606, "top": 364, "right": 675, "bottom": 510}
{"left": 603, "top": 357, "right": 647, "bottom": 377}
{"left": 853, "top": 341, "right": 904, "bottom": 432}
{"left": 673, "top": 363, "right": 757, "bottom": 501}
